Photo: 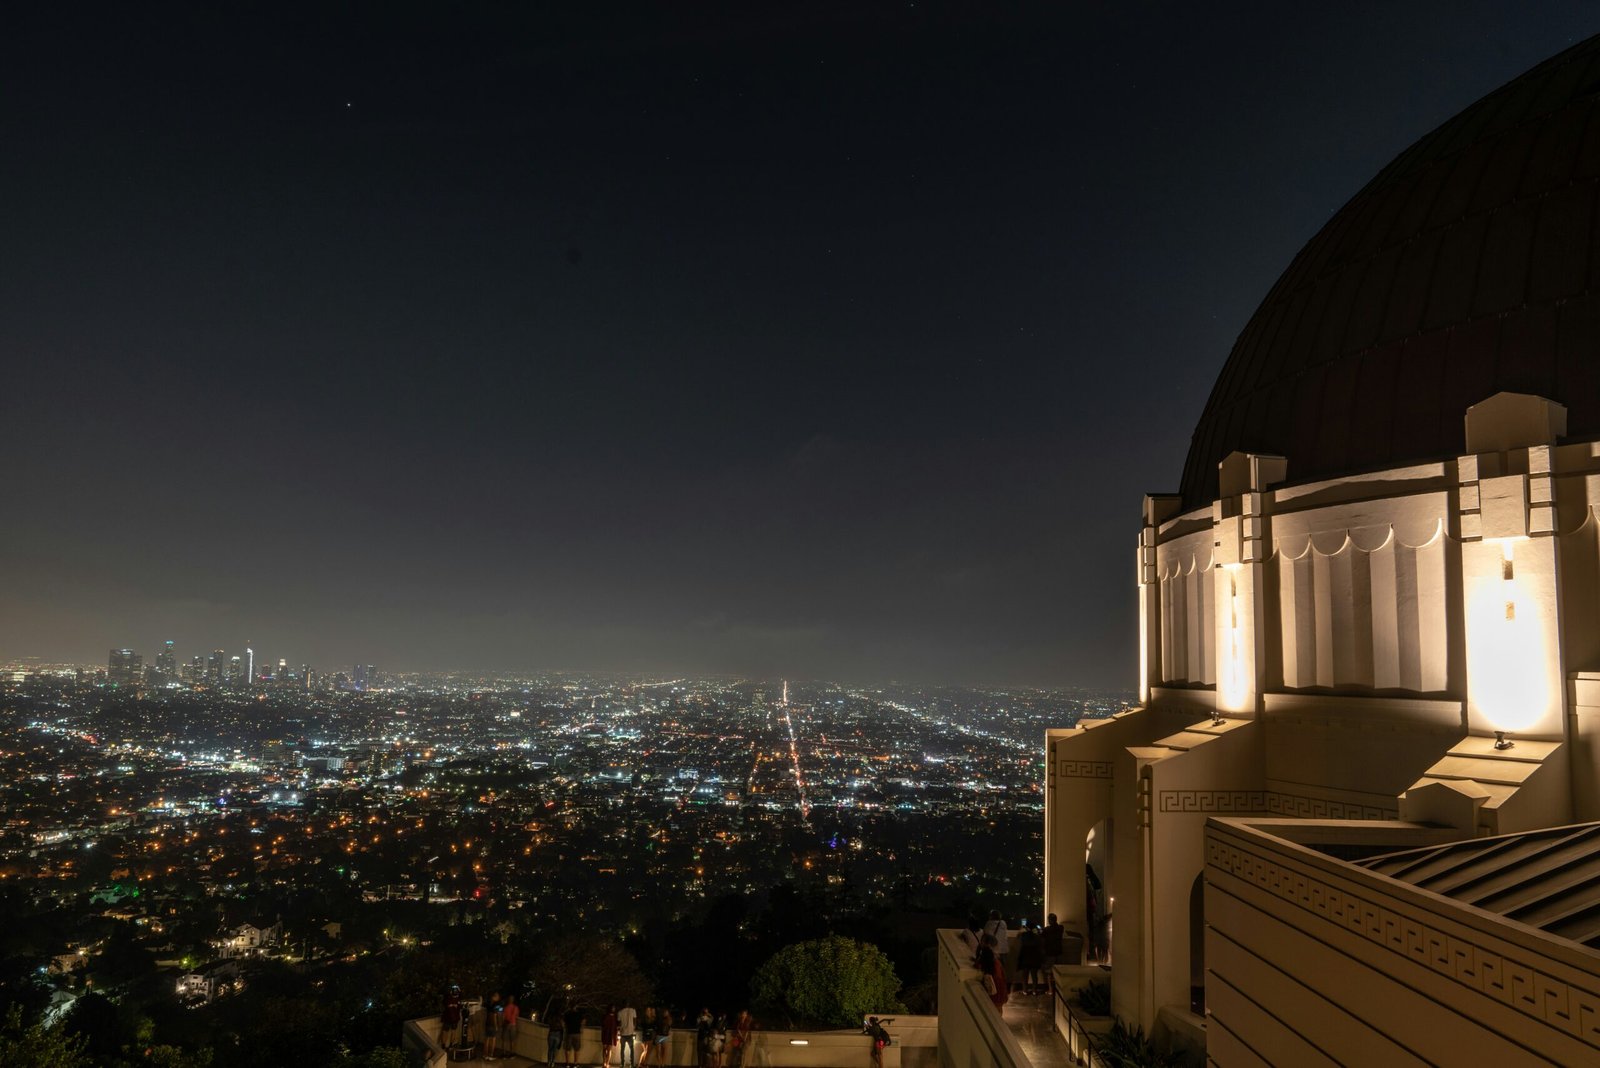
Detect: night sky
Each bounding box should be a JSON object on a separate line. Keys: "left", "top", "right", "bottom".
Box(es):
{"left": 3, "top": 4, "right": 1595, "bottom": 687}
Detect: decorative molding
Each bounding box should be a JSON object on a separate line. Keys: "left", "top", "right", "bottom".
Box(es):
{"left": 1158, "top": 790, "right": 1267, "bottom": 813}
{"left": 1058, "top": 760, "right": 1113, "bottom": 780}
{"left": 1266, "top": 792, "right": 1396, "bottom": 821}
{"left": 1207, "top": 836, "right": 1600, "bottom": 1050}
{"left": 1153, "top": 789, "right": 1395, "bottom": 819}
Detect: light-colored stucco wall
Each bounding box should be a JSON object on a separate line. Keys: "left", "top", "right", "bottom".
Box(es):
{"left": 1205, "top": 818, "right": 1600, "bottom": 1067}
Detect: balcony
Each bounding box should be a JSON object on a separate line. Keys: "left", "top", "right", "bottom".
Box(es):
{"left": 934, "top": 929, "right": 1073, "bottom": 1068}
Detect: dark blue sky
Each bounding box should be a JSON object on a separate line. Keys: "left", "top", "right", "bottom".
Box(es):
{"left": 2, "top": 3, "right": 1595, "bottom": 686}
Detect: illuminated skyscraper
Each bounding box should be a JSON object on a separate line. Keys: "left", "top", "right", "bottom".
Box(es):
{"left": 155, "top": 640, "right": 176, "bottom": 679}
{"left": 107, "top": 648, "right": 141, "bottom": 686}
{"left": 208, "top": 650, "right": 225, "bottom": 684}
{"left": 246, "top": 644, "right": 254, "bottom": 682}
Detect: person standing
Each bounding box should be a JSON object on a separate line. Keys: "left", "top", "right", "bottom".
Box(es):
{"left": 483, "top": 991, "right": 503, "bottom": 1061}
{"left": 602, "top": 1005, "right": 620, "bottom": 1068}
{"left": 1086, "top": 864, "right": 1111, "bottom": 963}
{"left": 984, "top": 911, "right": 1010, "bottom": 976}
{"left": 708, "top": 1014, "right": 727, "bottom": 1068}
{"left": 504, "top": 994, "right": 522, "bottom": 1058}
{"left": 565, "top": 1005, "right": 585, "bottom": 1065}
{"left": 695, "top": 1007, "right": 713, "bottom": 1068}
{"left": 440, "top": 984, "right": 463, "bottom": 1050}
{"left": 728, "top": 1010, "right": 752, "bottom": 1068}
{"left": 617, "top": 1000, "right": 639, "bottom": 1068}
{"left": 1040, "top": 914, "right": 1065, "bottom": 995}
{"left": 656, "top": 1007, "right": 674, "bottom": 1066}
{"left": 977, "top": 933, "right": 1008, "bottom": 1010}
{"left": 1015, "top": 920, "right": 1044, "bottom": 994}
{"left": 545, "top": 998, "right": 566, "bottom": 1068}
{"left": 638, "top": 1006, "right": 658, "bottom": 1068}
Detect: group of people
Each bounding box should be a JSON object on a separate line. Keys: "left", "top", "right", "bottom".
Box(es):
{"left": 962, "top": 910, "right": 1070, "bottom": 1010}
{"left": 595, "top": 1003, "right": 675, "bottom": 1068}
{"left": 553, "top": 1002, "right": 756, "bottom": 1068}
{"left": 439, "top": 990, "right": 758, "bottom": 1067}
{"left": 690, "top": 1007, "right": 755, "bottom": 1068}
{"left": 439, "top": 985, "right": 524, "bottom": 1060}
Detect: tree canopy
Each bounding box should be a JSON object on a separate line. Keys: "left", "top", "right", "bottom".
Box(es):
{"left": 0, "top": 1005, "right": 91, "bottom": 1068}
{"left": 749, "top": 936, "right": 905, "bottom": 1029}
{"left": 527, "top": 935, "right": 653, "bottom": 1020}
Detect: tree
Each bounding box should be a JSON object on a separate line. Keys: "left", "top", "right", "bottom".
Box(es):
{"left": 749, "top": 936, "right": 905, "bottom": 1029}
{"left": 63, "top": 992, "right": 129, "bottom": 1060}
{"left": 126, "top": 1046, "right": 215, "bottom": 1068}
{"left": 334, "top": 1049, "right": 409, "bottom": 1068}
{"left": 0, "top": 1005, "right": 91, "bottom": 1068}
{"left": 527, "top": 935, "right": 653, "bottom": 1019}
{"left": 91, "top": 924, "right": 156, "bottom": 988}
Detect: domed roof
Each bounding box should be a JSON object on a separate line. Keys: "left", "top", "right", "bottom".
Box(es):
{"left": 1182, "top": 35, "right": 1600, "bottom": 507}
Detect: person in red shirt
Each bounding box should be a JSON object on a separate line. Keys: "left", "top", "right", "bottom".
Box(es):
{"left": 503, "top": 994, "right": 522, "bottom": 1057}
{"left": 729, "top": 1011, "right": 752, "bottom": 1068}
{"left": 602, "top": 1005, "right": 620, "bottom": 1068}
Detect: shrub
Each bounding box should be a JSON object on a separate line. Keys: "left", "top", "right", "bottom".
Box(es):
{"left": 750, "top": 936, "right": 905, "bottom": 1028}
{"left": 1097, "top": 1017, "right": 1181, "bottom": 1068}
{"left": 1074, "top": 979, "right": 1112, "bottom": 1016}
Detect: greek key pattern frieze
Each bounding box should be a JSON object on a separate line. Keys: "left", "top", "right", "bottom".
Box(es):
{"left": 1058, "top": 760, "right": 1113, "bottom": 779}
{"left": 1157, "top": 790, "right": 1267, "bottom": 813}
{"left": 1266, "top": 792, "right": 1395, "bottom": 820}
{"left": 1207, "top": 837, "right": 1600, "bottom": 1048}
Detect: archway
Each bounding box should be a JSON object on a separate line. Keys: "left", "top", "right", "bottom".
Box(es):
{"left": 1085, "top": 820, "right": 1110, "bottom": 964}
{"left": 1189, "top": 873, "right": 1206, "bottom": 1015}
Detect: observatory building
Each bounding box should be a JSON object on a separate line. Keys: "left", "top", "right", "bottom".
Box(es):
{"left": 1030, "top": 33, "right": 1600, "bottom": 1067}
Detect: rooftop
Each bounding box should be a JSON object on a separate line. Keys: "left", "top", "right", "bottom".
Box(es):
{"left": 1358, "top": 819, "right": 1600, "bottom": 949}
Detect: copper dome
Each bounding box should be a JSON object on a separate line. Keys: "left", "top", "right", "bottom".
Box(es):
{"left": 1181, "top": 35, "right": 1600, "bottom": 507}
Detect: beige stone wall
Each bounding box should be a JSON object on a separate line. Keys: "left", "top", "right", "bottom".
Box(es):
{"left": 934, "top": 930, "right": 1028, "bottom": 1068}
{"left": 1258, "top": 693, "right": 1460, "bottom": 815}
{"left": 1129, "top": 722, "right": 1263, "bottom": 1026}
{"left": 406, "top": 1014, "right": 936, "bottom": 1068}
{"left": 1205, "top": 818, "right": 1600, "bottom": 1067}
{"left": 1268, "top": 494, "right": 1450, "bottom": 694}
{"left": 1043, "top": 708, "right": 1208, "bottom": 965}
{"left": 1156, "top": 525, "right": 1218, "bottom": 688}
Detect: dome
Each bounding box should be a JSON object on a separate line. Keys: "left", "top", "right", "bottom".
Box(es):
{"left": 1181, "top": 35, "right": 1600, "bottom": 508}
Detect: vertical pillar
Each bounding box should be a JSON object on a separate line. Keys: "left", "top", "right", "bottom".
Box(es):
{"left": 1213, "top": 454, "right": 1282, "bottom": 717}
{"left": 1141, "top": 495, "right": 1181, "bottom": 703}
{"left": 1459, "top": 393, "right": 1569, "bottom": 742}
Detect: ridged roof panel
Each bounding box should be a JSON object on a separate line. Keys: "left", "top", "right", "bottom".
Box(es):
{"left": 1358, "top": 822, "right": 1600, "bottom": 949}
